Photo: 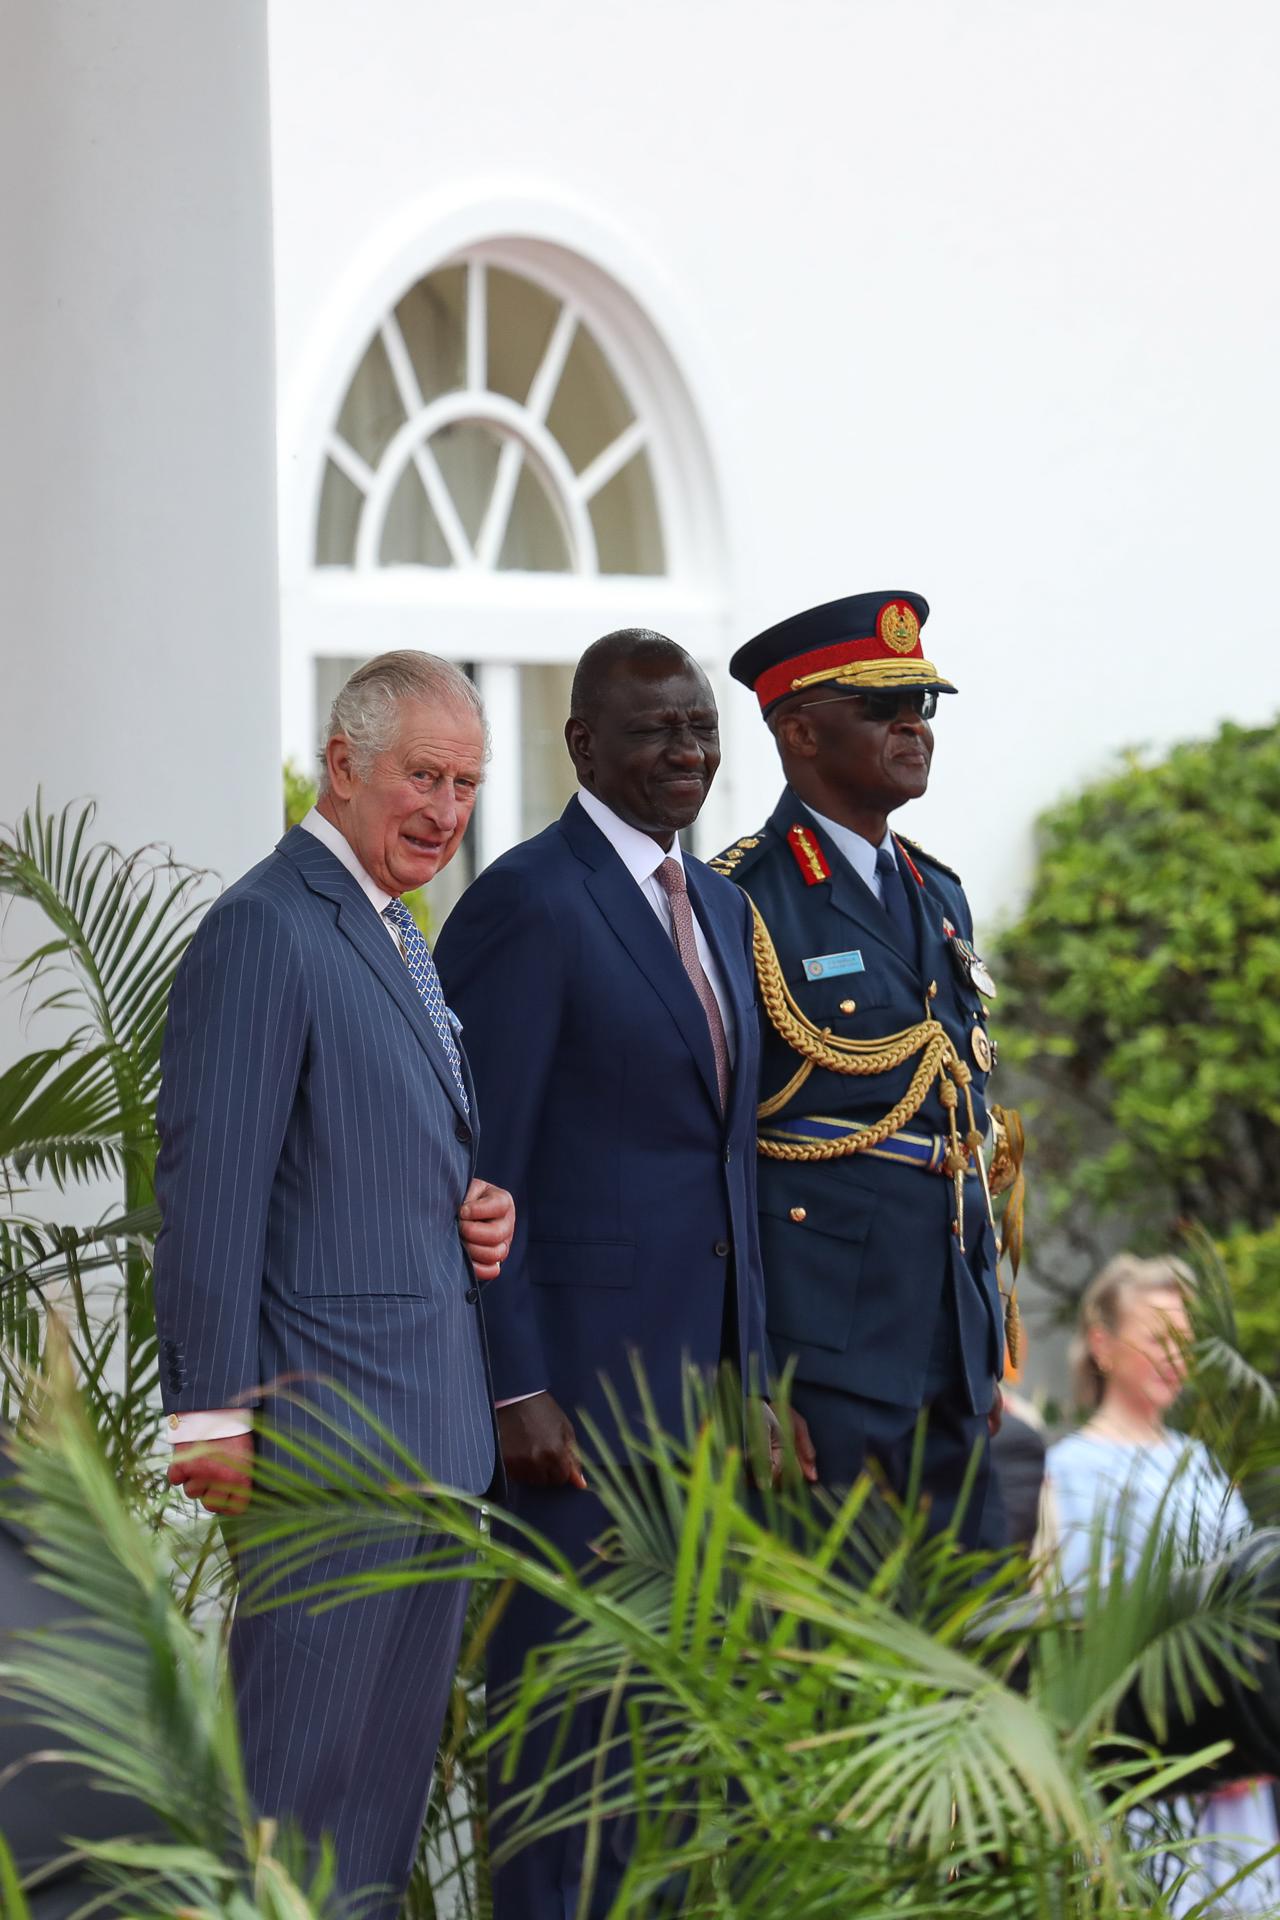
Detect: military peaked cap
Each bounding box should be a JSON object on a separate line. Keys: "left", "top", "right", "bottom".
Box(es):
{"left": 730, "top": 589, "right": 958, "bottom": 717}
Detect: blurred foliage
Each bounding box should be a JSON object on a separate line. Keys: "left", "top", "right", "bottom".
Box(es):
{"left": 14, "top": 1347, "right": 1280, "bottom": 1919}
{"left": 283, "top": 757, "right": 318, "bottom": 831}
{"left": 283, "top": 760, "right": 432, "bottom": 939}
{"left": 993, "top": 720, "right": 1280, "bottom": 1349}
{"left": 1208, "top": 1219, "right": 1280, "bottom": 1389}
{"left": 993, "top": 718, "right": 1280, "bottom": 1241}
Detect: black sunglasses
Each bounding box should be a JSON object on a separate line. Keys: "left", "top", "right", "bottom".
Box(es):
{"left": 796, "top": 687, "right": 939, "bottom": 722}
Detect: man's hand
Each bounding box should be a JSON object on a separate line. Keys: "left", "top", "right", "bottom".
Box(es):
{"left": 458, "top": 1179, "right": 515, "bottom": 1280}
{"left": 746, "top": 1398, "right": 787, "bottom": 1488}
{"left": 167, "top": 1432, "right": 254, "bottom": 1516}
{"left": 789, "top": 1405, "right": 819, "bottom": 1484}
{"left": 497, "top": 1393, "right": 587, "bottom": 1489}
{"left": 988, "top": 1383, "right": 1004, "bottom": 1437}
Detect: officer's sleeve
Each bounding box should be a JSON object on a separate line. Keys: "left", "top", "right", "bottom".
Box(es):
{"left": 434, "top": 868, "right": 566, "bottom": 1405}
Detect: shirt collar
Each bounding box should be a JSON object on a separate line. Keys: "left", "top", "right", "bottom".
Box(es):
{"left": 801, "top": 802, "right": 894, "bottom": 892}
{"left": 576, "top": 787, "right": 684, "bottom": 889}
{"left": 300, "top": 806, "right": 395, "bottom": 918}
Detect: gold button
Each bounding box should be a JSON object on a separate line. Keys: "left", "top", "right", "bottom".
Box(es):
{"left": 789, "top": 1206, "right": 807, "bottom": 1223}
{"left": 928, "top": 980, "right": 938, "bottom": 998}
{"left": 167, "top": 1413, "right": 179, "bottom": 1429}
{"left": 839, "top": 998, "right": 856, "bottom": 1014}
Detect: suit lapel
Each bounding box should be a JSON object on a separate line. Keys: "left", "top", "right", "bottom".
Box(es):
{"left": 561, "top": 800, "right": 723, "bottom": 1115}
{"left": 278, "top": 827, "right": 471, "bottom": 1125}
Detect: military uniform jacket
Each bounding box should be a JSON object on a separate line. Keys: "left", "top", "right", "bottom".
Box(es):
{"left": 717, "top": 787, "right": 1003, "bottom": 1412}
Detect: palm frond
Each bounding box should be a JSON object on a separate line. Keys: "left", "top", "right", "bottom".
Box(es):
{"left": 0, "top": 795, "right": 213, "bottom": 1203}
{"left": 0, "top": 795, "right": 211, "bottom": 1065}
{"left": 0, "top": 1339, "right": 330, "bottom": 1917}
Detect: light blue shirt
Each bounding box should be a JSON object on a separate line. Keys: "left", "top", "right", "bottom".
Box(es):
{"left": 801, "top": 802, "right": 896, "bottom": 902}
{"left": 1047, "top": 1429, "right": 1249, "bottom": 1589}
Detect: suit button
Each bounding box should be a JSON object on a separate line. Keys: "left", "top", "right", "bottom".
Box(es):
{"left": 790, "top": 1206, "right": 807, "bottom": 1223}
{"left": 714, "top": 1240, "right": 730, "bottom": 1257}
{"left": 839, "top": 999, "right": 857, "bottom": 1015}
{"left": 455, "top": 1121, "right": 471, "bottom": 1144}
{"left": 465, "top": 1285, "right": 480, "bottom": 1305}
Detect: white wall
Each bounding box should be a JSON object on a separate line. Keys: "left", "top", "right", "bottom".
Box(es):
{"left": 0, "top": 0, "right": 280, "bottom": 888}
{"left": 269, "top": 0, "right": 1280, "bottom": 938}
{"left": 0, "top": 0, "right": 281, "bottom": 1226}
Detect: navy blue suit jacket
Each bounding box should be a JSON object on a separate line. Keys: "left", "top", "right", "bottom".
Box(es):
{"left": 719, "top": 788, "right": 1002, "bottom": 1412}
{"left": 153, "top": 826, "right": 495, "bottom": 1493}
{"left": 433, "top": 797, "right": 769, "bottom": 1449}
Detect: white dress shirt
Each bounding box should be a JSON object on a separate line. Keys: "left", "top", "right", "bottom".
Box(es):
{"left": 167, "top": 807, "right": 402, "bottom": 1446}
{"left": 575, "top": 788, "right": 736, "bottom": 1060}
{"left": 801, "top": 801, "right": 897, "bottom": 899}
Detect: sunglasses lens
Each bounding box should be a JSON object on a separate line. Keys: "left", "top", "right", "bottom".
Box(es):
{"left": 861, "top": 690, "right": 938, "bottom": 721}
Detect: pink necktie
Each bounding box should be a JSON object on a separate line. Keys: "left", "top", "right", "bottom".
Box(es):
{"left": 656, "top": 857, "right": 730, "bottom": 1110}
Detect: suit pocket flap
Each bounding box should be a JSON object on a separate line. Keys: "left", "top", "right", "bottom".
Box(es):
{"left": 528, "top": 1239, "right": 635, "bottom": 1289}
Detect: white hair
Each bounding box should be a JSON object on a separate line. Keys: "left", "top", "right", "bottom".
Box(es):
{"left": 318, "top": 651, "right": 489, "bottom": 793}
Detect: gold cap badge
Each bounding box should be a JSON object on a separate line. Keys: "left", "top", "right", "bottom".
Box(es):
{"left": 878, "top": 600, "right": 920, "bottom": 655}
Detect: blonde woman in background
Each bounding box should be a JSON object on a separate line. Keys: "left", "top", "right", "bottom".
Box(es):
{"left": 1046, "top": 1254, "right": 1280, "bottom": 1915}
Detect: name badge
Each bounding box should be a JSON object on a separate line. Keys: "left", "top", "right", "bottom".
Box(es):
{"left": 803, "top": 950, "right": 865, "bottom": 980}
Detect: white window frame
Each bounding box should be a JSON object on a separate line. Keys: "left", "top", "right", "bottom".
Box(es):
{"left": 279, "top": 204, "right": 732, "bottom": 862}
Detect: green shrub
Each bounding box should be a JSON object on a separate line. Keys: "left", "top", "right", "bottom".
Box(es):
{"left": 1213, "top": 1219, "right": 1280, "bottom": 1383}
{"left": 993, "top": 719, "right": 1280, "bottom": 1243}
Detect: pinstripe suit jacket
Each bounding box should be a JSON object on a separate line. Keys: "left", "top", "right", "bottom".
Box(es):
{"left": 152, "top": 826, "right": 495, "bottom": 1494}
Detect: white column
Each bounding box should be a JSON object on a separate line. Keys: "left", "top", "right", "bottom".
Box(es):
{"left": 475, "top": 661, "right": 522, "bottom": 868}
{"left": 0, "top": 0, "right": 280, "bottom": 891}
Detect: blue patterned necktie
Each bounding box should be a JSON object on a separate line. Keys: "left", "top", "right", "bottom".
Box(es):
{"left": 382, "top": 897, "right": 469, "bottom": 1116}
{"left": 875, "top": 844, "right": 918, "bottom": 965}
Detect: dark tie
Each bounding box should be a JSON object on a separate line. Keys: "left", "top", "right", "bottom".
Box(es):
{"left": 382, "top": 897, "right": 470, "bottom": 1116}
{"left": 875, "top": 844, "right": 917, "bottom": 964}
{"left": 655, "top": 858, "right": 731, "bottom": 1110}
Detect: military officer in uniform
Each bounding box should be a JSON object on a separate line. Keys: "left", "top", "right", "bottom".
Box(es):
{"left": 717, "top": 590, "right": 1016, "bottom": 1545}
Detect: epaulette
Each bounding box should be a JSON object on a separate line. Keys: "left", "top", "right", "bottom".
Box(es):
{"left": 708, "top": 829, "right": 768, "bottom": 879}
{"left": 895, "top": 833, "right": 962, "bottom": 885}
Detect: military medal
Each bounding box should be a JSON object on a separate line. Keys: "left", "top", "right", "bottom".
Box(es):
{"left": 971, "top": 1025, "right": 993, "bottom": 1072}
{"left": 943, "top": 922, "right": 997, "bottom": 1000}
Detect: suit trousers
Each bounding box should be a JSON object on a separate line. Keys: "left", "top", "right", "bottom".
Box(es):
{"left": 230, "top": 1525, "right": 472, "bottom": 1919}
{"left": 487, "top": 1482, "right": 638, "bottom": 1920}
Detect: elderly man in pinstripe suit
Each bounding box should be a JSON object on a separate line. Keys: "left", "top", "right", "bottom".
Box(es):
{"left": 153, "top": 652, "right": 511, "bottom": 1916}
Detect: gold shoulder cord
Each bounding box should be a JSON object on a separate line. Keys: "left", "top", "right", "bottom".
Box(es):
{"left": 749, "top": 900, "right": 981, "bottom": 1163}
{"left": 748, "top": 898, "right": 1025, "bottom": 1363}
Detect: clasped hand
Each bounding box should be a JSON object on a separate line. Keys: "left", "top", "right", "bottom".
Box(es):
{"left": 458, "top": 1177, "right": 515, "bottom": 1279}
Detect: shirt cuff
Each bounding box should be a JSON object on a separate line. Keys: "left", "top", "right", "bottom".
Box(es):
{"left": 165, "top": 1410, "right": 254, "bottom": 1445}
{"left": 494, "top": 1390, "right": 545, "bottom": 1409}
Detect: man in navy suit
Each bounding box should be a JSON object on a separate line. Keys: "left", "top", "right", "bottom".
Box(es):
{"left": 153, "top": 651, "right": 514, "bottom": 1916}
{"left": 434, "top": 630, "right": 778, "bottom": 1919}
{"left": 715, "top": 591, "right": 1009, "bottom": 1546}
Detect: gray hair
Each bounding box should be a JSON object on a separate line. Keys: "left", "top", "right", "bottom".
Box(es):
{"left": 318, "top": 651, "right": 489, "bottom": 792}
{"left": 1069, "top": 1252, "right": 1194, "bottom": 1412}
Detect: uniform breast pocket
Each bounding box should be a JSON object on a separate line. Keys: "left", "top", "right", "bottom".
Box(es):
{"left": 757, "top": 1178, "right": 878, "bottom": 1354}
{"left": 788, "top": 963, "right": 895, "bottom": 1030}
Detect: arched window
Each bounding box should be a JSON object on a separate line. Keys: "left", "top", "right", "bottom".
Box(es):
{"left": 316, "top": 261, "right": 664, "bottom": 579}
{"left": 282, "top": 234, "right": 725, "bottom": 921}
